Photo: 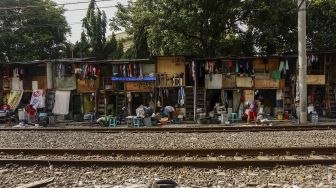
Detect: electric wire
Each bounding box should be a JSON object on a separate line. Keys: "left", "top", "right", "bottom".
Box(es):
{"left": 0, "top": 0, "right": 117, "bottom": 10}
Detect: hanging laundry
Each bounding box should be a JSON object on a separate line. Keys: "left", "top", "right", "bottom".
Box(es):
{"left": 134, "top": 64, "right": 137, "bottom": 77}
{"left": 178, "top": 87, "right": 185, "bottom": 106}
{"left": 139, "top": 64, "right": 143, "bottom": 79}
{"left": 123, "top": 65, "right": 127, "bottom": 77}
{"left": 279, "top": 60, "right": 285, "bottom": 73}
{"left": 2, "top": 67, "right": 9, "bottom": 79}
{"left": 285, "top": 59, "right": 289, "bottom": 71}
{"left": 192, "top": 61, "right": 196, "bottom": 81}
{"left": 119, "top": 65, "right": 122, "bottom": 76}
{"left": 227, "top": 59, "right": 233, "bottom": 68}
{"left": 30, "top": 90, "right": 45, "bottom": 109}
{"left": 52, "top": 91, "right": 71, "bottom": 115}
{"left": 205, "top": 61, "right": 215, "bottom": 74}
{"left": 112, "top": 65, "right": 117, "bottom": 77}
{"left": 235, "top": 63, "right": 239, "bottom": 73}
{"left": 129, "top": 64, "right": 133, "bottom": 77}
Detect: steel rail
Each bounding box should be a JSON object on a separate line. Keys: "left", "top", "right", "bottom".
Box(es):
{"left": 0, "top": 125, "right": 335, "bottom": 133}
{"left": 1, "top": 146, "right": 335, "bottom": 156}
{"left": 1, "top": 159, "right": 336, "bottom": 168}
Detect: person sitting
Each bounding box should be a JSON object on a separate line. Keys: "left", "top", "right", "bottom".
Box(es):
{"left": 162, "top": 106, "right": 175, "bottom": 119}
{"left": 247, "top": 100, "right": 260, "bottom": 125}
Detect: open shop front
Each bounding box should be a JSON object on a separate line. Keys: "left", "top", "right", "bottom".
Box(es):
{"left": 253, "top": 57, "right": 290, "bottom": 121}
{"left": 202, "top": 58, "right": 254, "bottom": 123}
{"left": 155, "top": 56, "right": 187, "bottom": 124}
{"left": 1, "top": 63, "right": 48, "bottom": 126}
{"left": 125, "top": 81, "right": 156, "bottom": 116}
{"left": 75, "top": 63, "right": 101, "bottom": 119}
{"left": 305, "top": 54, "right": 327, "bottom": 117}
{"left": 109, "top": 60, "right": 157, "bottom": 126}
{"left": 52, "top": 62, "right": 77, "bottom": 121}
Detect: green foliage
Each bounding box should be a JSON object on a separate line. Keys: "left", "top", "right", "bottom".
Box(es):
{"left": 104, "top": 33, "right": 124, "bottom": 59}
{"left": 111, "top": 0, "right": 336, "bottom": 57}
{"left": 0, "top": 0, "right": 70, "bottom": 62}
{"left": 243, "top": 0, "right": 297, "bottom": 55}
{"left": 111, "top": 0, "right": 252, "bottom": 57}
{"left": 307, "top": 0, "right": 336, "bottom": 50}
{"left": 75, "top": 0, "right": 123, "bottom": 59}
{"left": 81, "top": 0, "right": 107, "bottom": 59}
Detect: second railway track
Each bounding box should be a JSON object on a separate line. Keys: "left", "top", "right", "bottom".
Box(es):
{"left": 1, "top": 146, "right": 336, "bottom": 168}
{"left": 0, "top": 124, "right": 336, "bottom": 133}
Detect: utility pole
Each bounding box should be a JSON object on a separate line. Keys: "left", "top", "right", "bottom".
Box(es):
{"left": 298, "top": 0, "right": 307, "bottom": 124}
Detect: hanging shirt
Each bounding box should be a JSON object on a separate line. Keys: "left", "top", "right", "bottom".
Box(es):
{"left": 192, "top": 61, "right": 196, "bottom": 81}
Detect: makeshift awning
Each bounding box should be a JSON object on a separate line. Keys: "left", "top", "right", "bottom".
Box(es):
{"left": 112, "top": 76, "right": 156, "bottom": 82}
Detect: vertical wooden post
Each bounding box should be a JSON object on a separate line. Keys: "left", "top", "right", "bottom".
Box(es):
{"left": 46, "top": 62, "right": 53, "bottom": 90}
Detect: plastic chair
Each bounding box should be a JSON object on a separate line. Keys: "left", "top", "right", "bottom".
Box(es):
{"left": 171, "top": 118, "right": 182, "bottom": 124}
{"left": 88, "top": 114, "right": 96, "bottom": 123}
{"left": 230, "top": 113, "right": 238, "bottom": 122}
{"left": 108, "top": 117, "right": 119, "bottom": 127}
{"left": 133, "top": 117, "right": 143, "bottom": 128}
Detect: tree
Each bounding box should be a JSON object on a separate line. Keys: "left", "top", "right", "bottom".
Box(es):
{"left": 0, "top": 0, "right": 70, "bottom": 62}
{"left": 111, "top": 0, "right": 251, "bottom": 57}
{"left": 243, "top": 0, "right": 297, "bottom": 55}
{"left": 242, "top": 0, "right": 336, "bottom": 55}
{"left": 307, "top": 0, "right": 336, "bottom": 50}
{"left": 73, "top": 32, "right": 92, "bottom": 58}
{"left": 104, "top": 33, "right": 124, "bottom": 59}
{"left": 81, "top": 0, "right": 107, "bottom": 59}
{"left": 112, "top": 0, "right": 336, "bottom": 57}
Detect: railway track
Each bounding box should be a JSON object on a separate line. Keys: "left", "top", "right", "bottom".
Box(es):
{"left": 0, "top": 124, "right": 336, "bottom": 133}
{"left": 1, "top": 147, "right": 336, "bottom": 168}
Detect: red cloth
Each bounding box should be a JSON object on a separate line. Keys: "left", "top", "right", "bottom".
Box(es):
{"left": 25, "top": 105, "right": 36, "bottom": 116}
{"left": 227, "top": 59, "right": 233, "bottom": 67}
{"left": 248, "top": 111, "right": 257, "bottom": 119}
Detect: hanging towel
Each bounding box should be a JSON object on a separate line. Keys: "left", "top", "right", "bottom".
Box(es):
{"left": 279, "top": 60, "right": 284, "bottom": 73}
{"left": 139, "top": 64, "right": 143, "bottom": 79}
{"left": 52, "top": 91, "right": 71, "bottom": 115}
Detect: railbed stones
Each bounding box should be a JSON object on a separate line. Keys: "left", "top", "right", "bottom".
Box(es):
{"left": 0, "top": 165, "right": 335, "bottom": 187}
{"left": 0, "top": 130, "right": 335, "bottom": 149}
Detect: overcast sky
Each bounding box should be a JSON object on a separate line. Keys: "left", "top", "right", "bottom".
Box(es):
{"left": 54, "top": 0, "right": 127, "bottom": 43}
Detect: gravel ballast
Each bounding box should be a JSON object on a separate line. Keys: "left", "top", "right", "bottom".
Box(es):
{"left": 0, "top": 165, "right": 335, "bottom": 187}
{"left": 0, "top": 130, "right": 335, "bottom": 149}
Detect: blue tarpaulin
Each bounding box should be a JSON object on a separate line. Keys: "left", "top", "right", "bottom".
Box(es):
{"left": 111, "top": 76, "right": 156, "bottom": 81}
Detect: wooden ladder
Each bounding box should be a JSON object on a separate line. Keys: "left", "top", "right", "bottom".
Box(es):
{"left": 326, "top": 85, "right": 336, "bottom": 116}
{"left": 98, "top": 90, "right": 106, "bottom": 115}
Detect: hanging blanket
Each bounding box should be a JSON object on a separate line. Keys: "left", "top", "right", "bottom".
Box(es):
{"left": 52, "top": 91, "right": 70, "bottom": 115}
{"left": 6, "top": 90, "right": 23, "bottom": 110}
{"left": 30, "top": 90, "right": 45, "bottom": 109}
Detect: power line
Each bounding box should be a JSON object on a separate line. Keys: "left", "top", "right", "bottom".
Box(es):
{"left": 0, "top": 4, "right": 126, "bottom": 18}
{"left": 0, "top": 0, "right": 117, "bottom": 10}
{"left": 64, "top": 5, "right": 123, "bottom": 12}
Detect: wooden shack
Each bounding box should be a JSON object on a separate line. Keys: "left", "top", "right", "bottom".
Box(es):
{"left": 104, "top": 59, "right": 156, "bottom": 116}
{"left": 154, "top": 56, "right": 191, "bottom": 120}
